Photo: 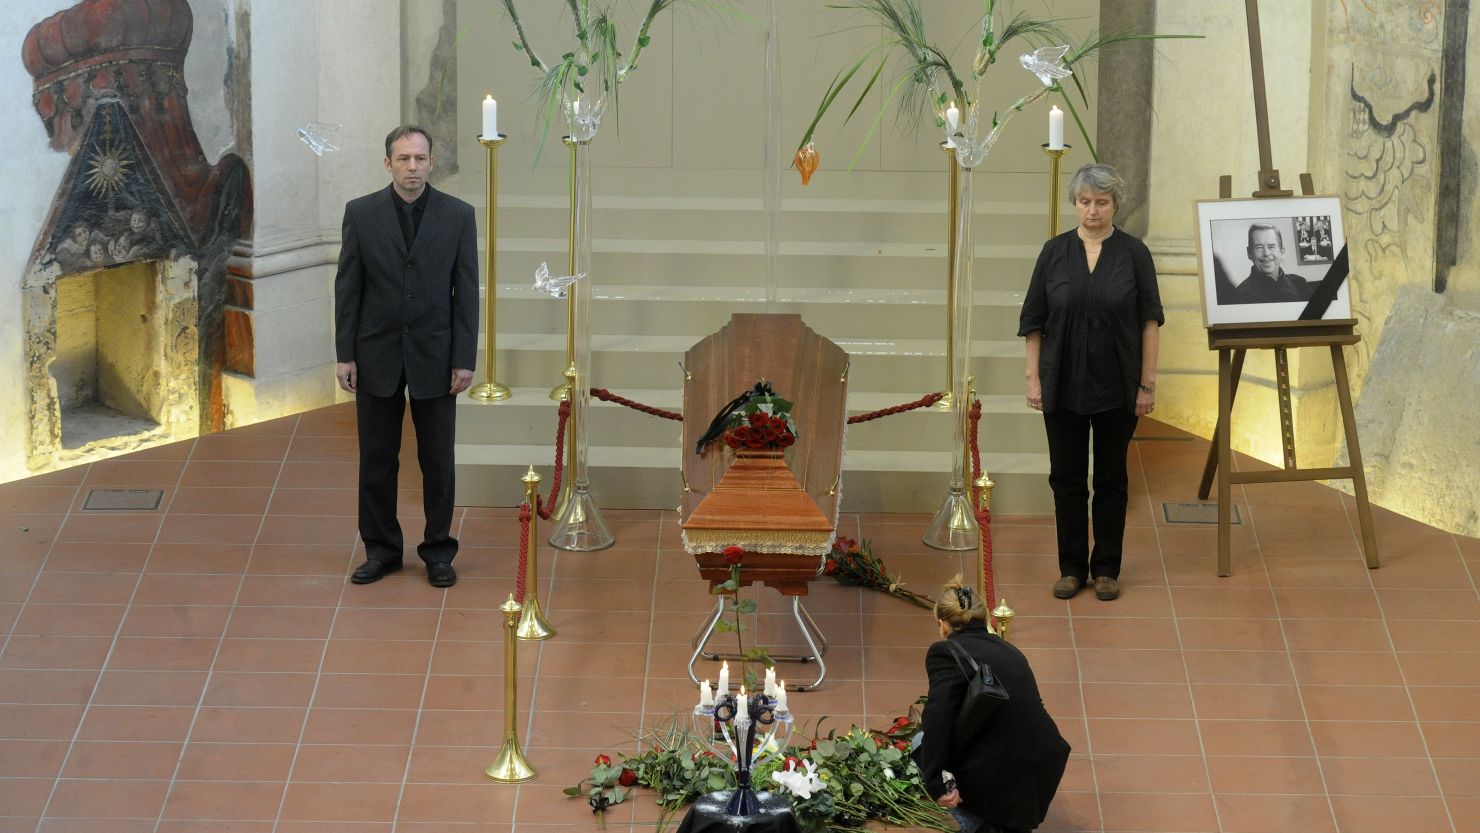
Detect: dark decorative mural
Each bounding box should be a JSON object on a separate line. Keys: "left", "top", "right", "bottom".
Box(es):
{"left": 22, "top": 0, "right": 253, "bottom": 436}
{"left": 37, "top": 98, "right": 188, "bottom": 274}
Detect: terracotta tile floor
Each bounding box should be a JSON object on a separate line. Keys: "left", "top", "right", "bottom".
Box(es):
{"left": 1, "top": 403, "right": 1477, "bottom": 832}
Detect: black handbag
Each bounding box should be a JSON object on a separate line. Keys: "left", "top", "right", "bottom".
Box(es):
{"left": 944, "top": 638, "right": 1010, "bottom": 739}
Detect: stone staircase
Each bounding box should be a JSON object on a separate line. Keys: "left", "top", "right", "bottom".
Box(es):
{"left": 447, "top": 166, "right": 1063, "bottom": 516}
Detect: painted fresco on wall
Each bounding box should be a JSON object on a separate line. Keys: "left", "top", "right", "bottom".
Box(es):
{"left": 21, "top": 0, "right": 252, "bottom": 468}
{"left": 37, "top": 100, "right": 189, "bottom": 275}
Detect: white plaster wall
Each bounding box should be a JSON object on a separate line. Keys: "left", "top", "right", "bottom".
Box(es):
{"left": 0, "top": 1, "right": 95, "bottom": 483}
{"left": 1144, "top": 0, "right": 1326, "bottom": 465}
{"left": 233, "top": 0, "right": 404, "bottom": 423}
{"left": 184, "top": 0, "right": 241, "bottom": 162}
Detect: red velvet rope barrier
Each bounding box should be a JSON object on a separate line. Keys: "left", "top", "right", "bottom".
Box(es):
{"left": 590, "top": 388, "right": 684, "bottom": 421}
{"left": 967, "top": 398, "right": 996, "bottom": 607}
{"left": 846, "top": 391, "right": 945, "bottom": 424}
{"left": 516, "top": 503, "right": 532, "bottom": 602}
{"left": 537, "top": 400, "right": 571, "bottom": 522}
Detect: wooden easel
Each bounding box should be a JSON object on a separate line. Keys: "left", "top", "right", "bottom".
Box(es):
{"left": 1195, "top": 0, "right": 1380, "bottom": 576}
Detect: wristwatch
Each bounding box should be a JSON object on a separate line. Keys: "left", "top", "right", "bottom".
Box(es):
{"left": 1139, "top": 384, "right": 1155, "bottom": 394}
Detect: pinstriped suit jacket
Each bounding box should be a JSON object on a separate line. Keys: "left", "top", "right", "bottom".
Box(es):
{"left": 334, "top": 184, "right": 479, "bottom": 400}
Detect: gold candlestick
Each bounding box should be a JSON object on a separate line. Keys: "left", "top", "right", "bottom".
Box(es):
{"left": 1041, "top": 144, "right": 1070, "bottom": 239}
{"left": 934, "top": 141, "right": 960, "bottom": 411}
{"left": 485, "top": 594, "right": 536, "bottom": 782}
{"left": 548, "top": 136, "right": 579, "bottom": 403}
{"left": 517, "top": 466, "right": 556, "bottom": 641}
{"left": 468, "top": 135, "right": 512, "bottom": 402}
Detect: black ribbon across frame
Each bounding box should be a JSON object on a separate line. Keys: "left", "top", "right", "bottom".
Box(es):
{"left": 1298, "top": 244, "right": 1349, "bottom": 320}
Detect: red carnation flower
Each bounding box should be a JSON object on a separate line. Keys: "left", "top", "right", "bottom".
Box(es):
{"left": 724, "top": 434, "right": 740, "bottom": 448}
{"left": 784, "top": 755, "right": 802, "bottom": 771}
{"left": 778, "top": 433, "right": 795, "bottom": 448}
{"left": 749, "top": 412, "right": 768, "bottom": 427}
{"left": 892, "top": 716, "right": 909, "bottom": 728}
{"left": 734, "top": 426, "right": 751, "bottom": 441}
{"left": 894, "top": 740, "right": 910, "bottom": 752}
{"left": 723, "top": 546, "right": 744, "bottom": 565}
{"left": 618, "top": 769, "right": 638, "bottom": 787}
{"left": 762, "top": 427, "right": 779, "bottom": 442}
{"left": 594, "top": 754, "right": 611, "bottom": 767}
{"left": 874, "top": 735, "right": 888, "bottom": 748}
{"left": 823, "top": 558, "right": 838, "bottom": 575}
{"left": 746, "top": 435, "right": 766, "bottom": 449}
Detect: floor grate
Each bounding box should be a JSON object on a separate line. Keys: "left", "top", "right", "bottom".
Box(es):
{"left": 83, "top": 488, "right": 165, "bottom": 511}
{"left": 1162, "top": 501, "right": 1241, "bottom": 525}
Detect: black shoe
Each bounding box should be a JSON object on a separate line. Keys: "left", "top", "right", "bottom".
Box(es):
{"left": 427, "top": 562, "right": 457, "bottom": 588}
{"left": 351, "top": 559, "right": 403, "bottom": 584}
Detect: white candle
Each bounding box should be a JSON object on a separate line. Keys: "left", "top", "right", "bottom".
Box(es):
{"left": 717, "top": 661, "right": 729, "bottom": 697}
{"left": 764, "top": 668, "right": 777, "bottom": 698}
{"left": 700, "top": 679, "right": 714, "bottom": 707}
{"left": 736, "top": 691, "right": 749, "bottom": 726}
{"left": 944, "top": 102, "right": 960, "bottom": 148}
{"left": 482, "top": 95, "right": 498, "bottom": 138}
{"left": 776, "top": 684, "right": 788, "bottom": 713}
{"left": 1048, "top": 105, "right": 1064, "bottom": 150}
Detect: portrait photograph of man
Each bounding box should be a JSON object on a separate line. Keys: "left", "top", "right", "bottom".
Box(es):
{"left": 1196, "top": 197, "right": 1350, "bottom": 326}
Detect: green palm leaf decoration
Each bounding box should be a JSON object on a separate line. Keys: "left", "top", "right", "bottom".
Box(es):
{"left": 499, "top": 0, "right": 744, "bottom": 160}
{"left": 797, "top": 0, "right": 1199, "bottom": 170}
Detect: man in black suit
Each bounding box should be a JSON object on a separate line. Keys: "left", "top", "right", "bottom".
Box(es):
{"left": 334, "top": 125, "right": 478, "bottom": 587}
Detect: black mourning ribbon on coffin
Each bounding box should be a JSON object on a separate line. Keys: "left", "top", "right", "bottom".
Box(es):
{"left": 694, "top": 380, "right": 775, "bottom": 455}
{"left": 1298, "top": 244, "right": 1349, "bottom": 320}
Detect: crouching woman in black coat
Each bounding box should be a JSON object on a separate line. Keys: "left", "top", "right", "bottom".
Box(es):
{"left": 917, "top": 577, "right": 1071, "bottom": 833}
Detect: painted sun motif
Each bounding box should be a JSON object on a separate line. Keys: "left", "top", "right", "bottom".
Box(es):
{"left": 85, "top": 140, "right": 132, "bottom": 199}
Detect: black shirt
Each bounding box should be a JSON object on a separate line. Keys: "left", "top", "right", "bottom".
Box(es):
{"left": 393, "top": 187, "right": 430, "bottom": 248}
{"left": 1232, "top": 267, "right": 1315, "bottom": 304}
{"left": 1018, "top": 227, "right": 1164, "bottom": 415}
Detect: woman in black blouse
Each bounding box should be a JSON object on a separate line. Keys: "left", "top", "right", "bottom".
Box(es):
{"left": 1018, "top": 164, "right": 1163, "bottom": 602}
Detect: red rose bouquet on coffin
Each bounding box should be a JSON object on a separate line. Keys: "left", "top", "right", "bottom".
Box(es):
{"left": 722, "top": 395, "right": 798, "bottom": 452}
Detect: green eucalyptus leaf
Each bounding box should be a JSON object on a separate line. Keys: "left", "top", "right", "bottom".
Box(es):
{"left": 513, "top": 41, "right": 524, "bottom": 51}
{"left": 638, "top": 34, "right": 651, "bottom": 47}
{"left": 576, "top": 65, "right": 589, "bottom": 76}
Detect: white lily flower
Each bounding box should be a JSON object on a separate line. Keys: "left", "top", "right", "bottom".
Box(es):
{"left": 771, "top": 759, "right": 824, "bottom": 800}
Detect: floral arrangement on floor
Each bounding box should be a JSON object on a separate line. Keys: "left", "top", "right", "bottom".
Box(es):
{"left": 566, "top": 710, "right": 950, "bottom": 832}
{"left": 824, "top": 537, "right": 934, "bottom": 609}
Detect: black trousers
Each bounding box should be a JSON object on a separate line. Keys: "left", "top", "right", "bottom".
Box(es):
{"left": 355, "top": 378, "right": 458, "bottom": 565}
{"left": 1043, "top": 407, "right": 1138, "bottom": 581}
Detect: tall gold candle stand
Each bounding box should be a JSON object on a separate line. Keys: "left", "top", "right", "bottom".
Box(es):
{"left": 485, "top": 594, "right": 536, "bottom": 782}
{"left": 934, "top": 142, "right": 960, "bottom": 411}
{"left": 468, "top": 135, "right": 513, "bottom": 402}
{"left": 1041, "top": 144, "right": 1070, "bottom": 239}
{"left": 548, "top": 137, "right": 579, "bottom": 403}
{"left": 517, "top": 466, "right": 556, "bottom": 640}
{"left": 991, "top": 599, "right": 1015, "bottom": 641}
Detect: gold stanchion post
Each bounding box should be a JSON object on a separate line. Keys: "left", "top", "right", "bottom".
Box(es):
{"left": 973, "top": 472, "right": 993, "bottom": 604}
{"left": 934, "top": 142, "right": 960, "bottom": 411}
{"left": 991, "top": 598, "right": 1015, "bottom": 641}
{"left": 517, "top": 467, "right": 555, "bottom": 640}
{"left": 469, "top": 135, "right": 512, "bottom": 402}
{"left": 485, "top": 594, "right": 536, "bottom": 782}
{"left": 1041, "top": 144, "right": 1070, "bottom": 239}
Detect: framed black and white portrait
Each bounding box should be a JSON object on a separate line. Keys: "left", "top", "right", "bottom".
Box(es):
{"left": 1195, "top": 196, "right": 1351, "bottom": 326}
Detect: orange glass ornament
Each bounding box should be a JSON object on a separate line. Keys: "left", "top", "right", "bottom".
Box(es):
{"left": 794, "top": 142, "right": 819, "bottom": 186}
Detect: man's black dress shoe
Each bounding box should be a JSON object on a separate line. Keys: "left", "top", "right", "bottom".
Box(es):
{"left": 351, "top": 559, "right": 403, "bottom": 584}
{"left": 427, "top": 562, "right": 457, "bottom": 588}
